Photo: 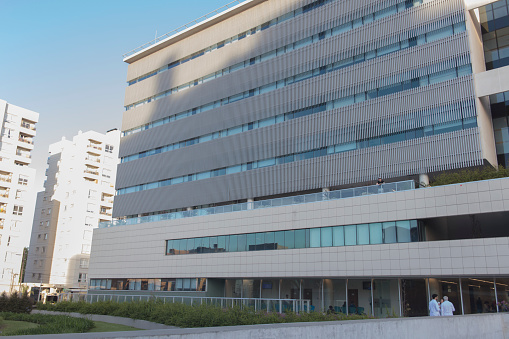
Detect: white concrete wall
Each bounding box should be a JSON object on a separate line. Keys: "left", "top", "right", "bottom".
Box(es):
{"left": 90, "top": 177, "right": 509, "bottom": 280}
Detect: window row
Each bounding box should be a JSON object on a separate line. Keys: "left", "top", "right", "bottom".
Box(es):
{"left": 121, "top": 25, "right": 466, "bottom": 162}
{"left": 124, "top": 7, "right": 456, "bottom": 127}
{"left": 117, "top": 114, "right": 475, "bottom": 196}
{"left": 89, "top": 278, "right": 207, "bottom": 292}
{"left": 126, "top": 0, "right": 424, "bottom": 88}
{"left": 165, "top": 220, "right": 421, "bottom": 256}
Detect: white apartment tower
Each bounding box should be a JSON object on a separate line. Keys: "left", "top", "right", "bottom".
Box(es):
{"left": 25, "top": 129, "right": 120, "bottom": 292}
{"left": 0, "top": 99, "right": 39, "bottom": 294}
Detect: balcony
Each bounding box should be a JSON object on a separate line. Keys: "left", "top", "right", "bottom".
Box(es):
{"left": 101, "top": 197, "right": 114, "bottom": 204}
{"left": 0, "top": 204, "right": 7, "bottom": 214}
{"left": 16, "top": 150, "right": 31, "bottom": 159}
{"left": 0, "top": 190, "right": 9, "bottom": 199}
{"left": 85, "top": 157, "right": 100, "bottom": 163}
{"left": 87, "top": 144, "right": 102, "bottom": 151}
{"left": 0, "top": 219, "right": 4, "bottom": 229}
{"left": 100, "top": 180, "right": 416, "bottom": 228}
{"left": 0, "top": 175, "right": 12, "bottom": 183}
{"left": 21, "top": 122, "right": 36, "bottom": 131}
{"left": 100, "top": 210, "right": 112, "bottom": 217}
{"left": 84, "top": 169, "right": 99, "bottom": 176}
{"left": 18, "top": 137, "right": 33, "bottom": 145}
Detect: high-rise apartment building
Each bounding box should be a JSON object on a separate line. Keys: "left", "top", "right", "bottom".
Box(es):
{"left": 25, "top": 130, "right": 120, "bottom": 293}
{"left": 0, "top": 99, "right": 39, "bottom": 294}
{"left": 89, "top": 0, "right": 509, "bottom": 316}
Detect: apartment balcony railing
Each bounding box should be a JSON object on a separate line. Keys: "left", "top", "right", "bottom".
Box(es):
{"left": 0, "top": 192, "right": 9, "bottom": 198}
{"left": 87, "top": 145, "right": 102, "bottom": 151}
{"left": 0, "top": 176, "right": 12, "bottom": 183}
{"left": 84, "top": 169, "right": 99, "bottom": 176}
{"left": 21, "top": 122, "right": 36, "bottom": 131}
{"left": 18, "top": 137, "right": 33, "bottom": 145}
{"left": 85, "top": 157, "right": 100, "bottom": 163}
{"left": 16, "top": 152, "right": 31, "bottom": 158}
{"left": 100, "top": 180, "right": 416, "bottom": 228}
{"left": 0, "top": 207, "right": 6, "bottom": 214}
{"left": 100, "top": 211, "right": 112, "bottom": 216}
{"left": 101, "top": 198, "right": 114, "bottom": 204}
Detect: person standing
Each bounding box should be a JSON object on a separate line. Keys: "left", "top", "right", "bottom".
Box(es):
{"left": 440, "top": 296, "right": 455, "bottom": 316}
{"left": 429, "top": 294, "right": 440, "bottom": 316}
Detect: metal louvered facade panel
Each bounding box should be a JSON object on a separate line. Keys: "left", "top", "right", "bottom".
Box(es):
{"left": 114, "top": 0, "right": 493, "bottom": 218}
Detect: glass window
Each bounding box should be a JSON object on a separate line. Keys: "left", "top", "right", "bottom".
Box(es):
{"left": 357, "top": 224, "right": 370, "bottom": 245}
{"left": 321, "top": 227, "right": 333, "bottom": 247}
{"left": 264, "top": 232, "right": 275, "bottom": 250}
{"left": 344, "top": 225, "right": 357, "bottom": 246}
{"left": 247, "top": 233, "right": 256, "bottom": 251}
{"left": 369, "top": 223, "right": 383, "bottom": 244}
{"left": 295, "top": 229, "right": 306, "bottom": 248}
{"left": 217, "top": 236, "right": 227, "bottom": 252}
{"left": 255, "top": 233, "right": 264, "bottom": 251}
{"left": 285, "top": 230, "right": 295, "bottom": 249}
{"left": 237, "top": 234, "right": 247, "bottom": 252}
{"left": 333, "top": 226, "right": 344, "bottom": 246}
{"left": 229, "top": 235, "right": 238, "bottom": 252}
{"left": 310, "top": 228, "right": 321, "bottom": 247}
{"left": 275, "top": 231, "right": 285, "bottom": 249}
{"left": 396, "top": 220, "right": 411, "bottom": 243}
{"left": 383, "top": 222, "right": 397, "bottom": 243}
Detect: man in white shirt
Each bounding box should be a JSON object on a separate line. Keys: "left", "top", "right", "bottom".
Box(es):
{"left": 440, "top": 296, "right": 455, "bottom": 316}
{"left": 429, "top": 294, "right": 440, "bottom": 316}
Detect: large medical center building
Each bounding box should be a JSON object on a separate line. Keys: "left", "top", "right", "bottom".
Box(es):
{"left": 89, "top": 0, "right": 509, "bottom": 316}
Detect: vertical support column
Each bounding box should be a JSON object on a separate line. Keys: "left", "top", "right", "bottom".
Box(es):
{"left": 494, "top": 278, "right": 499, "bottom": 313}
{"left": 346, "top": 279, "right": 349, "bottom": 315}
{"left": 398, "top": 279, "right": 402, "bottom": 317}
{"left": 371, "top": 278, "right": 375, "bottom": 316}
{"left": 419, "top": 173, "right": 429, "bottom": 188}
{"left": 459, "top": 277, "right": 465, "bottom": 315}
{"left": 426, "top": 278, "right": 431, "bottom": 316}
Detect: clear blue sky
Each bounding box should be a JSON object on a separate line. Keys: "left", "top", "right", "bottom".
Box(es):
{"left": 0, "top": 0, "right": 232, "bottom": 190}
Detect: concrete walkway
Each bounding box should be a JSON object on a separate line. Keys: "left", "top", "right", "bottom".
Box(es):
{"left": 31, "top": 310, "right": 176, "bottom": 330}
{"left": 2, "top": 312, "right": 508, "bottom": 339}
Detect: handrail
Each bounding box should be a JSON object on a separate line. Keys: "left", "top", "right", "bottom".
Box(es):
{"left": 100, "top": 180, "right": 416, "bottom": 228}
{"left": 122, "top": 0, "right": 247, "bottom": 59}
{"left": 59, "top": 293, "right": 312, "bottom": 313}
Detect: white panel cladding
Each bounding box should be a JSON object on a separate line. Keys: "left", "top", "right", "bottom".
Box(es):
{"left": 112, "top": 129, "right": 482, "bottom": 216}
{"left": 91, "top": 177, "right": 509, "bottom": 279}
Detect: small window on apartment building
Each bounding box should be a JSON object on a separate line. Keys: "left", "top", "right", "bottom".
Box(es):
{"left": 80, "top": 259, "right": 89, "bottom": 268}
{"left": 45, "top": 221, "right": 49, "bottom": 227}
{"left": 41, "top": 209, "right": 45, "bottom": 215}
{"left": 39, "top": 260, "right": 43, "bottom": 267}
{"left": 88, "top": 189, "right": 97, "bottom": 199}
{"left": 42, "top": 246, "right": 46, "bottom": 253}
{"left": 78, "top": 273, "right": 88, "bottom": 282}
{"left": 81, "top": 244, "right": 91, "bottom": 254}
{"left": 13, "top": 205, "right": 23, "bottom": 215}
{"left": 37, "top": 234, "right": 41, "bottom": 239}
{"left": 38, "top": 273, "right": 41, "bottom": 280}
{"left": 44, "top": 233, "right": 48, "bottom": 240}
{"left": 39, "top": 221, "right": 43, "bottom": 228}
{"left": 86, "top": 203, "right": 95, "bottom": 213}
{"left": 105, "top": 145, "right": 114, "bottom": 153}
{"left": 18, "top": 175, "right": 28, "bottom": 185}
{"left": 35, "top": 247, "right": 39, "bottom": 252}
{"left": 83, "top": 230, "right": 92, "bottom": 240}
{"left": 15, "top": 190, "right": 23, "bottom": 199}
{"left": 47, "top": 208, "right": 51, "bottom": 215}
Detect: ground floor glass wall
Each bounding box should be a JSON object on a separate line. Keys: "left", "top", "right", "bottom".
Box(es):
{"left": 219, "top": 277, "right": 509, "bottom": 316}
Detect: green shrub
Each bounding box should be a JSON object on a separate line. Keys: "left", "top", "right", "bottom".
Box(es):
{"left": 0, "top": 312, "right": 94, "bottom": 336}
{"left": 36, "top": 300, "right": 371, "bottom": 328}
{"left": 430, "top": 165, "right": 509, "bottom": 187}
{"left": 0, "top": 291, "right": 33, "bottom": 314}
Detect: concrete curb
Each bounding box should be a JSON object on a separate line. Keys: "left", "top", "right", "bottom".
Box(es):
{"left": 31, "top": 309, "right": 177, "bottom": 330}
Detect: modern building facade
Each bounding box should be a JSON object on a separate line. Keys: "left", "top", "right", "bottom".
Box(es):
{"left": 89, "top": 0, "right": 509, "bottom": 316}
{"left": 0, "top": 99, "right": 39, "bottom": 294}
{"left": 25, "top": 130, "right": 120, "bottom": 293}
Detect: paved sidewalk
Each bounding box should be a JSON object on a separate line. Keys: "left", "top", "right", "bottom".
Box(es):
{"left": 32, "top": 310, "right": 177, "bottom": 330}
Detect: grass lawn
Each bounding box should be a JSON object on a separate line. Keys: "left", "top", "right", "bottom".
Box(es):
{"left": 88, "top": 321, "right": 142, "bottom": 332}
{"left": 0, "top": 320, "right": 39, "bottom": 335}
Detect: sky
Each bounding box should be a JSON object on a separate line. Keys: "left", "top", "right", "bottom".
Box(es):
{"left": 0, "top": 0, "right": 232, "bottom": 190}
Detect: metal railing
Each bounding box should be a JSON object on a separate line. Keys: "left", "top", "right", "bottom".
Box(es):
{"left": 59, "top": 293, "right": 311, "bottom": 313}
{"left": 100, "top": 180, "right": 415, "bottom": 228}
{"left": 122, "top": 0, "right": 247, "bottom": 59}
{"left": 84, "top": 169, "right": 99, "bottom": 175}
{"left": 21, "top": 122, "right": 36, "bottom": 131}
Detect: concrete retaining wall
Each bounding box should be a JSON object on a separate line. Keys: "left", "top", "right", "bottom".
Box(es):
{"left": 7, "top": 313, "right": 509, "bottom": 339}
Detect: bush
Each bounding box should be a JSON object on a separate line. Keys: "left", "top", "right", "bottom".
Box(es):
{"left": 0, "top": 312, "right": 94, "bottom": 336}
{"left": 430, "top": 165, "right": 509, "bottom": 187}
{"left": 36, "top": 300, "right": 371, "bottom": 328}
{"left": 0, "top": 291, "right": 33, "bottom": 314}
